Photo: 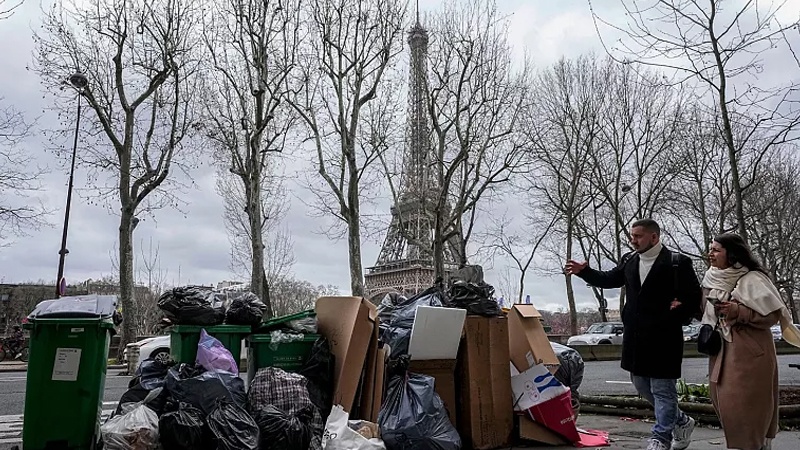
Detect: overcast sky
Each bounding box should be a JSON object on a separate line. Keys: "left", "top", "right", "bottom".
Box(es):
{"left": 0, "top": 0, "right": 796, "bottom": 312}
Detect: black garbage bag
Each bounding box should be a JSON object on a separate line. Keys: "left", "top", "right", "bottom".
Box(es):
{"left": 298, "top": 337, "right": 335, "bottom": 418}
{"left": 551, "top": 341, "right": 585, "bottom": 410}
{"left": 225, "top": 292, "right": 268, "bottom": 326}
{"left": 114, "top": 382, "right": 171, "bottom": 417}
{"left": 378, "top": 361, "right": 461, "bottom": 450}
{"left": 207, "top": 399, "right": 260, "bottom": 450}
{"left": 252, "top": 404, "right": 314, "bottom": 450}
{"left": 378, "top": 285, "right": 446, "bottom": 358}
{"left": 158, "top": 286, "right": 225, "bottom": 326}
{"left": 164, "top": 367, "right": 247, "bottom": 415}
{"left": 135, "top": 358, "right": 175, "bottom": 390}
{"left": 447, "top": 280, "right": 502, "bottom": 317}
{"left": 159, "top": 402, "right": 208, "bottom": 450}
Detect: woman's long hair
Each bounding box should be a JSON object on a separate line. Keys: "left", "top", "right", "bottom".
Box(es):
{"left": 713, "top": 233, "right": 767, "bottom": 273}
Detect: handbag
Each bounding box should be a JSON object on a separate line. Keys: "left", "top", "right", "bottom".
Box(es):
{"left": 697, "top": 324, "right": 722, "bottom": 355}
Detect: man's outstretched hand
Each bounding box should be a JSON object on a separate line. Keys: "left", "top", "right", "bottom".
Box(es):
{"left": 564, "top": 260, "right": 588, "bottom": 275}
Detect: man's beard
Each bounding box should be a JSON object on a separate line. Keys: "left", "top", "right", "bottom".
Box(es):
{"left": 636, "top": 242, "right": 655, "bottom": 253}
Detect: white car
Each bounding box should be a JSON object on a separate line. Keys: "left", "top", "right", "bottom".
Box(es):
{"left": 123, "top": 336, "right": 172, "bottom": 366}
{"left": 567, "top": 322, "right": 624, "bottom": 346}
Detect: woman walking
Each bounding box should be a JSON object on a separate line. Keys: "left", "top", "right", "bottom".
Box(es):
{"left": 702, "top": 233, "right": 800, "bottom": 450}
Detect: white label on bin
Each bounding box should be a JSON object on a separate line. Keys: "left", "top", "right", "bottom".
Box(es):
{"left": 70, "top": 328, "right": 84, "bottom": 333}
{"left": 52, "top": 348, "right": 82, "bottom": 381}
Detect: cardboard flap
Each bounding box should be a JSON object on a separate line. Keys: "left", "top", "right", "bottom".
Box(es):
{"left": 409, "top": 306, "right": 466, "bottom": 360}
{"left": 515, "top": 304, "right": 542, "bottom": 319}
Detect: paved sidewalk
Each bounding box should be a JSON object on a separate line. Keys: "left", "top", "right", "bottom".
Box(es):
{"left": 510, "top": 414, "right": 800, "bottom": 449}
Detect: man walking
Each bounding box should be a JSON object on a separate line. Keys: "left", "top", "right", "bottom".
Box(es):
{"left": 565, "top": 219, "right": 701, "bottom": 450}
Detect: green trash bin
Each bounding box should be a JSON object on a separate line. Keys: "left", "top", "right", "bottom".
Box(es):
{"left": 170, "top": 324, "right": 251, "bottom": 367}
{"left": 22, "top": 294, "right": 119, "bottom": 450}
{"left": 246, "top": 332, "right": 319, "bottom": 380}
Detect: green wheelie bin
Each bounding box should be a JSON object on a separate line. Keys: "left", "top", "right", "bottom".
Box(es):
{"left": 22, "top": 294, "right": 120, "bottom": 450}
{"left": 169, "top": 324, "right": 251, "bottom": 367}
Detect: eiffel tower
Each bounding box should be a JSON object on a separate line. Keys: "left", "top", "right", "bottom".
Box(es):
{"left": 364, "top": 9, "right": 460, "bottom": 300}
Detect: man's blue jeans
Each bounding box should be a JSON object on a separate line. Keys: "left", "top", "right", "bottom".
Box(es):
{"left": 631, "top": 374, "right": 690, "bottom": 445}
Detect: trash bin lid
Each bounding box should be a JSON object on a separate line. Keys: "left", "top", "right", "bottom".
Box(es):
{"left": 254, "top": 309, "right": 316, "bottom": 333}
{"left": 28, "top": 294, "right": 119, "bottom": 319}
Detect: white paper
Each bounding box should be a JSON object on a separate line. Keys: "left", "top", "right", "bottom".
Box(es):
{"left": 510, "top": 363, "right": 568, "bottom": 411}
{"left": 408, "top": 306, "right": 466, "bottom": 360}
{"left": 52, "top": 348, "right": 82, "bottom": 381}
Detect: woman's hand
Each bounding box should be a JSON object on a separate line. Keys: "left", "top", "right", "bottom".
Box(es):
{"left": 715, "top": 300, "right": 737, "bottom": 317}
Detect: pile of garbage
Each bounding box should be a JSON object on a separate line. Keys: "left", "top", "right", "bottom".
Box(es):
{"left": 158, "top": 286, "right": 267, "bottom": 326}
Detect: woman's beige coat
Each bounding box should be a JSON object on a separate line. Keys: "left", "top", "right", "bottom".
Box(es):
{"left": 708, "top": 301, "right": 781, "bottom": 450}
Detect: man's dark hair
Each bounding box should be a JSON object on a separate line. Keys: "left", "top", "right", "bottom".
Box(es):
{"left": 631, "top": 218, "right": 660, "bottom": 235}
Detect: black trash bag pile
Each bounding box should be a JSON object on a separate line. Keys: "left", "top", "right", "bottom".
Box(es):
{"left": 378, "top": 357, "right": 461, "bottom": 450}
{"left": 163, "top": 363, "right": 247, "bottom": 415}
{"left": 159, "top": 402, "right": 208, "bottom": 450}
{"left": 252, "top": 405, "right": 315, "bottom": 450}
{"left": 224, "top": 292, "right": 268, "bottom": 326}
{"left": 247, "top": 367, "right": 324, "bottom": 450}
{"left": 298, "top": 336, "right": 335, "bottom": 418}
{"left": 135, "top": 358, "right": 174, "bottom": 390}
{"left": 207, "top": 399, "right": 260, "bottom": 450}
{"left": 157, "top": 286, "right": 224, "bottom": 326}
{"left": 550, "top": 341, "right": 585, "bottom": 411}
{"left": 447, "top": 280, "right": 502, "bottom": 317}
{"left": 377, "top": 285, "right": 446, "bottom": 358}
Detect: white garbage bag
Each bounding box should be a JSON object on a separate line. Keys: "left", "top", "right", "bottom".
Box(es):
{"left": 323, "top": 405, "right": 386, "bottom": 450}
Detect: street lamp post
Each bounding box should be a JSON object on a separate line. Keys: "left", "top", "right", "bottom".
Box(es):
{"left": 55, "top": 73, "right": 88, "bottom": 298}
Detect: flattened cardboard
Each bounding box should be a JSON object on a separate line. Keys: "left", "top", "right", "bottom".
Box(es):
{"left": 315, "top": 296, "right": 378, "bottom": 413}
{"left": 508, "top": 304, "right": 559, "bottom": 373}
{"left": 456, "top": 316, "right": 514, "bottom": 450}
{"left": 408, "top": 306, "right": 466, "bottom": 360}
{"left": 409, "top": 359, "right": 458, "bottom": 426}
{"left": 517, "top": 415, "right": 569, "bottom": 446}
{"left": 358, "top": 318, "right": 383, "bottom": 422}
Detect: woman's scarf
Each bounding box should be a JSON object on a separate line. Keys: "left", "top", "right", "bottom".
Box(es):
{"left": 702, "top": 266, "right": 800, "bottom": 348}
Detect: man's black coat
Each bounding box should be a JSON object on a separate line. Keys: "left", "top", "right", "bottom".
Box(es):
{"left": 576, "top": 246, "right": 701, "bottom": 379}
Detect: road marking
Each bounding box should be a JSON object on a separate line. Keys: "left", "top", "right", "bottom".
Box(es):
{"left": 0, "top": 406, "right": 116, "bottom": 445}
{"left": 606, "top": 380, "right": 632, "bottom": 384}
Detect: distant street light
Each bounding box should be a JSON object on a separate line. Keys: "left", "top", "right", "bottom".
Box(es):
{"left": 55, "top": 72, "right": 88, "bottom": 298}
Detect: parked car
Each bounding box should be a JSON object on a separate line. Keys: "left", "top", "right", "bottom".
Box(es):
{"left": 683, "top": 324, "right": 701, "bottom": 342}
{"left": 771, "top": 324, "right": 782, "bottom": 341}
{"left": 567, "top": 322, "right": 624, "bottom": 346}
{"left": 123, "top": 336, "right": 171, "bottom": 365}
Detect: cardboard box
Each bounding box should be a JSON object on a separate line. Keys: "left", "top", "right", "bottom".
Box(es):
{"left": 409, "top": 359, "right": 458, "bottom": 425}
{"left": 508, "top": 304, "right": 559, "bottom": 373}
{"left": 456, "top": 316, "right": 514, "bottom": 450}
{"left": 315, "top": 296, "right": 378, "bottom": 414}
{"left": 517, "top": 415, "right": 569, "bottom": 446}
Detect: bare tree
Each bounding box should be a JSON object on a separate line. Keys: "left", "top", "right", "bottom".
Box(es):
{"left": 423, "top": 0, "right": 531, "bottom": 279}
{"left": 0, "top": 0, "right": 22, "bottom": 20}
{"left": 33, "top": 0, "right": 202, "bottom": 355}
{"left": 200, "top": 0, "right": 304, "bottom": 316}
{"left": 480, "top": 210, "right": 557, "bottom": 304}
{"left": 0, "top": 103, "right": 47, "bottom": 246}
{"left": 287, "top": 0, "right": 407, "bottom": 296}
{"left": 134, "top": 237, "right": 168, "bottom": 335}
{"left": 269, "top": 276, "right": 339, "bottom": 317}
{"left": 593, "top": 0, "right": 800, "bottom": 240}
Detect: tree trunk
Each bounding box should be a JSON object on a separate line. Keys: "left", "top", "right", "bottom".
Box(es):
{"left": 517, "top": 273, "right": 525, "bottom": 304}
{"left": 433, "top": 214, "right": 445, "bottom": 281}
{"left": 248, "top": 175, "right": 268, "bottom": 311}
{"left": 261, "top": 270, "right": 273, "bottom": 318}
{"left": 347, "top": 165, "right": 365, "bottom": 297}
{"left": 565, "top": 222, "right": 579, "bottom": 336}
{"left": 117, "top": 209, "right": 136, "bottom": 361}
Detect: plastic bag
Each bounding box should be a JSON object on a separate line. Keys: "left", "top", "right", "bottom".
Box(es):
{"left": 135, "top": 358, "right": 174, "bottom": 390}
{"left": 252, "top": 404, "right": 314, "bottom": 450}
{"left": 287, "top": 316, "right": 318, "bottom": 333}
{"left": 447, "top": 280, "right": 502, "bottom": 317}
{"left": 101, "top": 388, "right": 162, "bottom": 450}
{"left": 269, "top": 330, "right": 304, "bottom": 350}
{"left": 378, "top": 371, "right": 461, "bottom": 450}
{"left": 196, "top": 329, "right": 238, "bottom": 375}
{"left": 207, "top": 399, "right": 260, "bottom": 450}
{"left": 114, "top": 382, "right": 170, "bottom": 417}
{"left": 158, "top": 402, "right": 207, "bottom": 450}
{"left": 298, "top": 337, "right": 335, "bottom": 418}
{"left": 158, "top": 286, "right": 225, "bottom": 326}
{"left": 550, "top": 342, "right": 585, "bottom": 410}
{"left": 225, "top": 292, "right": 268, "bottom": 326}
{"left": 164, "top": 367, "right": 247, "bottom": 414}
{"left": 323, "top": 405, "right": 386, "bottom": 450}
{"left": 377, "top": 286, "right": 446, "bottom": 358}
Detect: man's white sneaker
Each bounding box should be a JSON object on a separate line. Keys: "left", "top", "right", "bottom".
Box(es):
{"left": 672, "top": 416, "right": 695, "bottom": 450}
{"left": 647, "top": 438, "right": 669, "bottom": 450}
